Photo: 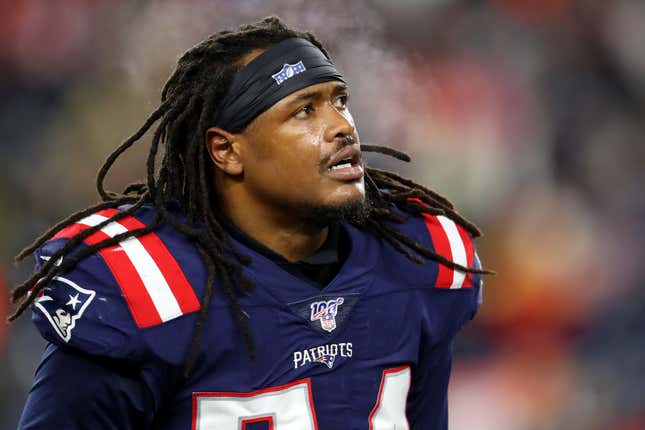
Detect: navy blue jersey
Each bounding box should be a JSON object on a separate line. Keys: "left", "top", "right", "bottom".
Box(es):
{"left": 19, "top": 204, "right": 482, "bottom": 430}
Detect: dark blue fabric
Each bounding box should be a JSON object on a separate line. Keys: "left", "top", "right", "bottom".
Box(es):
{"left": 20, "top": 204, "right": 482, "bottom": 429}
{"left": 18, "top": 344, "right": 159, "bottom": 429}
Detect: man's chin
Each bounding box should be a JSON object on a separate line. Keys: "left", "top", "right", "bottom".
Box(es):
{"left": 301, "top": 196, "right": 372, "bottom": 228}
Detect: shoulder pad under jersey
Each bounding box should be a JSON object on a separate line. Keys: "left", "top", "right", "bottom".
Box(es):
{"left": 388, "top": 201, "right": 484, "bottom": 335}
{"left": 395, "top": 198, "right": 483, "bottom": 290}
{"left": 31, "top": 206, "right": 202, "bottom": 363}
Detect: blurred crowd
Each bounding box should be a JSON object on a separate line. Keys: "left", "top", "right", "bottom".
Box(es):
{"left": 1, "top": 0, "right": 644, "bottom": 429}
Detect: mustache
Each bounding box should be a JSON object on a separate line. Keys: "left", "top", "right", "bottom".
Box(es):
{"left": 318, "top": 135, "right": 358, "bottom": 170}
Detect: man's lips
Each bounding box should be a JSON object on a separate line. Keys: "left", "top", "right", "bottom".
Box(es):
{"left": 323, "top": 145, "right": 363, "bottom": 181}
{"left": 324, "top": 163, "right": 364, "bottom": 180}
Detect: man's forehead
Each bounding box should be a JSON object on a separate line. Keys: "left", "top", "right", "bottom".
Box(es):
{"left": 280, "top": 81, "right": 349, "bottom": 106}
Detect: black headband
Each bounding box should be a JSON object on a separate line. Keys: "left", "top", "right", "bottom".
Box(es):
{"left": 212, "top": 38, "right": 345, "bottom": 131}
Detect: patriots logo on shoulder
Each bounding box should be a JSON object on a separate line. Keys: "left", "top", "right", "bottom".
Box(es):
{"left": 271, "top": 61, "right": 306, "bottom": 85}
{"left": 34, "top": 276, "right": 95, "bottom": 342}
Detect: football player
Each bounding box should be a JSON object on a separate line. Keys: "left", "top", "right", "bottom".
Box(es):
{"left": 12, "top": 16, "right": 491, "bottom": 430}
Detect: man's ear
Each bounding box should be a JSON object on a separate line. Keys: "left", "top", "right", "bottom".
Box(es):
{"left": 205, "top": 127, "right": 243, "bottom": 175}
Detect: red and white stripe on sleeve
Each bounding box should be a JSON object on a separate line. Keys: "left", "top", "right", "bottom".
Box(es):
{"left": 53, "top": 208, "right": 200, "bottom": 327}
{"left": 421, "top": 213, "right": 476, "bottom": 289}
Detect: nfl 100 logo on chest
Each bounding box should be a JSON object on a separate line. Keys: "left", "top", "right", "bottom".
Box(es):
{"left": 310, "top": 297, "right": 344, "bottom": 333}
{"left": 288, "top": 293, "right": 358, "bottom": 337}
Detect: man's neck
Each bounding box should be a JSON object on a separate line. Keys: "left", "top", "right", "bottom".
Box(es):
{"left": 216, "top": 190, "right": 328, "bottom": 263}
{"left": 232, "top": 215, "right": 328, "bottom": 263}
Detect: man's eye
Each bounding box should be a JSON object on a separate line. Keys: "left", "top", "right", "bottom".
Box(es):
{"left": 294, "top": 104, "right": 314, "bottom": 118}
{"left": 334, "top": 95, "right": 348, "bottom": 109}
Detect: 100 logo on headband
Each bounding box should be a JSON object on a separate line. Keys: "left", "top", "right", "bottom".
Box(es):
{"left": 191, "top": 366, "right": 411, "bottom": 429}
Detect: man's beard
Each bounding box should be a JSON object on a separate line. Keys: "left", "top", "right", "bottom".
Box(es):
{"left": 300, "top": 196, "right": 372, "bottom": 229}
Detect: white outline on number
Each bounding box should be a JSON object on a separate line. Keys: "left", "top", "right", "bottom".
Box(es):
{"left": 369, "top": 366, "right": 412, "bottom": 430}
{"left": 192, "top": 378, "right": 319, "bottom": 430}
{"left": 192, "top": 367, "right": 412, "bottom": 429}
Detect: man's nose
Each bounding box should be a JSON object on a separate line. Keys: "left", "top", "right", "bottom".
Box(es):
{"left": 323, "top": 106, "right": 355, "bottom": 142}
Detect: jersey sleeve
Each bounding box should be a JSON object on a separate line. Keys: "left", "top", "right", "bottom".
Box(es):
{"left": 29, "top": 207, "right": 202, "bottom": 363}
{"left": 390, "top": 201, "right": 484, "bottom": 341}
{"left": 420, "top": 211, "right": 483, "bottom": 330}
{"left": 21, "top": 207, "right": 204, "bottom": 429}
{"left": 31, "top": 237, "right": 147, "bottom": 361}
{"left": 390, "top": 208, "right": 485, "bottom": 429}
{"left": 18, "top": 343, "right": 166, "bottom": 430}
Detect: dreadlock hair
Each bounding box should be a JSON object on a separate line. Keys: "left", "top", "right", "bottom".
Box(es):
{"left": 10, "top": 16, "right": 493, "bottom": 376}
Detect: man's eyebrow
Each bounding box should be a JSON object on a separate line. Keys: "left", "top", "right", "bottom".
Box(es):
{"left": 330, "top": 82, "right": 349, "bottom": 95}
{"left": 286, "top": 90, "right": 319, "bottom": 106}
{"left": 285, "top": 83, "right": 349, "bottom": 106}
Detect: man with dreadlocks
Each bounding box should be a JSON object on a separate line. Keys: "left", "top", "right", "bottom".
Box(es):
{"left": 14, "top": 16, "right": 490, "bottom": 430}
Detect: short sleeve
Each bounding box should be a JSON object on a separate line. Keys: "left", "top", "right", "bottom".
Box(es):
{"left": 17, "top": 343, "right": 164, "bottom": 430}
{"left": 407, "top": 208, "right": 485, "bottom": 338}
{"left": 29, "top": 206, "right": 202, "bottom": 364}
{"left": 31, "top": 238, "right": 149, "bottom": 361}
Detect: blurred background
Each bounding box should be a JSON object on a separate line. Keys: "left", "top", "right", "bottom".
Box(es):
{"left": 1, "top": 0, "right": 644, "bottom": 429}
